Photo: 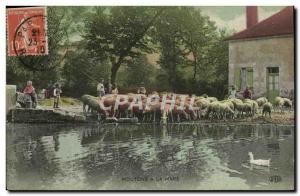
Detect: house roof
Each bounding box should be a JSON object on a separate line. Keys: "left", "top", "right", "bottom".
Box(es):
{"left": 227, "top": 6, "right": 294, "bottom": 41}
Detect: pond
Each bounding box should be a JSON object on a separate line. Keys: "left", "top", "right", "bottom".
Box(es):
{"left": 6, "top": 123, "right": 294, "bottom": 190}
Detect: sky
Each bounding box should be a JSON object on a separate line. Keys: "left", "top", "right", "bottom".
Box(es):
{"left": 199, "top": 6, "right": 286, "bottom": 32}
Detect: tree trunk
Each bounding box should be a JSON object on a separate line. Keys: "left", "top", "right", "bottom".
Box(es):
{"left": 110, "top": 64, "right": 118, "bottom": 85}
{"left": 193, "top": 63, "right": 197, "bottom": 80}
{"left": 192, "top": 51, "right": 197, "bottom": 81}
{"left": 110, "top": 59, "right": 123, "bottom": 85}
{"left": 109, "top": 8, "right": 165, "bottom": 85}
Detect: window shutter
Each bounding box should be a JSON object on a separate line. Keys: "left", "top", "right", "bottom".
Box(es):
{"left": 234, "top": 68, "right": 241, "bottom": 90}
{"left": 246, "top": 67, "right": 254, "bottom": 89}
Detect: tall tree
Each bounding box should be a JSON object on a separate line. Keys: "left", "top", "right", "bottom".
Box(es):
{"left": 62, "top": 48, "right": 111, "bottom": 97}
{"left": 83, "top": 7, "right": 164, "bottom": 84}
{"left": 156, "top": 7, "right": 227, "bottom": 95}
{"left": 155, "top": 7, "right": 187, "bottom": 92}
{"left": 126, "top": 54, "right": 156, "bottom": 88}
{"left": 178, "top": 8, "right": 217, "bottom": 81}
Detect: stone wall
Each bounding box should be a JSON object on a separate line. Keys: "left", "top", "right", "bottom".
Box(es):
{"left": 10, "top": 108, "right": 86, "bottom": 123}
{"left": 228, "top": 35, "right": 294, "bottom": 97}
{"left": 6, "top": 85, "right": 16, "bottom": 115}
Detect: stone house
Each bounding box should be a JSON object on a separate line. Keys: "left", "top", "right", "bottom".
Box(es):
{"left": 227, "top": 6, "right": 294, "bottom": 102}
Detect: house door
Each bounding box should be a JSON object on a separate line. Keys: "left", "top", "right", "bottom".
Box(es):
{"left": 266, "top": 67, "right": 279, "bottom": 103}
{"left": 234, "top": 67, "right": 253, "bottom": 91}
{"left": 240, "top": 68, "right": 247, "bottom": 91}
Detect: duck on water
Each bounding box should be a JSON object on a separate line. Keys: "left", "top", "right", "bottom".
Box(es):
{"left": 248, "top": 152, "right": 271, "bottom": 167}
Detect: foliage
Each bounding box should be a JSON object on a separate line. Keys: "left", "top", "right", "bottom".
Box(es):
{"left": 61, "top": 49, "right": 111, "bottom": 97}
{"left": 155, "top": 7, "right": 229, "bottom": 98}
{"left": 120, "top": 54, "right": 157, "bottom": 93}
{"left": 83, "top": 7, "right": 163, "bottom": 84}
{"left": 6, "top": 55, "right": 60, "bottom": 92}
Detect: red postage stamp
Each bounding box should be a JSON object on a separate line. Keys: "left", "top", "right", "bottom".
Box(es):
{"left": 7, "top": 7, "right": 48, "bottom": 56}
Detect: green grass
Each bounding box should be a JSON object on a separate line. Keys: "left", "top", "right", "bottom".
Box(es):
{"left": 39, "top": 97, "right": 81, "bottom": 106}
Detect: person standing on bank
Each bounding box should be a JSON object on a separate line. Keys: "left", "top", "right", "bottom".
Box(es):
{"left": 53, "top": 83, "right": 62, "bottom": 108}
{"left": 228, "top": 86, "right": 236, "bottom": 99}
{"left": 137, "top": 82, "right": 146, "bottom": 95}
{"left": 97, "top": 79, "right": 105, "bottom": 98}
{"left": 243, "top": 86, "right": 252, "bottom": 99}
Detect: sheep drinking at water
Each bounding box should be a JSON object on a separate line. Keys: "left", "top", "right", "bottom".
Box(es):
{"left": 80, "top": 92, "right": 291, "bottom": 123}
{"left": 81, "top": 94, "right": 99, "bottom": 113}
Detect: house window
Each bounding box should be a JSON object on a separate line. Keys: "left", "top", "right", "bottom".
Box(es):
{"left": 267, "top": 67, "right": 279, "bottom": 90}
{"left": 266, "top": 67, "right": 279, "bottom": 103}
{"left": 234, "top": 67, "right": 253, "bottom": 91}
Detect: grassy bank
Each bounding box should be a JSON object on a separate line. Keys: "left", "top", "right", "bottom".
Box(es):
{"left": 39, "top": 97, "right": 81, "bottom": 107}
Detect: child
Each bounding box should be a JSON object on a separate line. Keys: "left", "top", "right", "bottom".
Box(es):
{"left": 53, "top": 84, "right": 62, "bottom": 108}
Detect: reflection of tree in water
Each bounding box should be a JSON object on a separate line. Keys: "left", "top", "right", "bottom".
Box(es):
{"left": 76, "top": 124, "right": 145, "bottom": 189}
{"left": 75, "top": 124, "right": 194, "bottom": 189}
{"left": 126, "top": 124, "right": 222, "bottom": 188}
{"left": 7, "top": 124, "right": 65, "bottom": 189}
{"left": 7, "top": 123, "right": 294, "bottom": 190}
{"left": 80, "top": 125, "right": 106, "bottom": 146}
{"left": 53, "top": 133, "right": 59, "bottom": 151}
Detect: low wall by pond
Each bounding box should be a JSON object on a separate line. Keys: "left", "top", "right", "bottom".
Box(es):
{"left": 6, "top": 85, "right": 16, "bottom": 115}
{"left": 10, "top": 108, "right": 86, "bottom": 123}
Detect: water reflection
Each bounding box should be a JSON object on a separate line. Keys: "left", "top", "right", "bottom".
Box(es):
{"left": 6, "top": 123, "right": 294, "bottom": 190}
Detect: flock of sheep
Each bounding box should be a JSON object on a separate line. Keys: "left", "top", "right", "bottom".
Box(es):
{"left": 81, "top": 93, "right": 293, "bottom": 123}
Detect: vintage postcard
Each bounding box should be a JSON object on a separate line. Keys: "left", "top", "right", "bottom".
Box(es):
{"left": 6, "top": 6, "right": 295, "bottom": 191}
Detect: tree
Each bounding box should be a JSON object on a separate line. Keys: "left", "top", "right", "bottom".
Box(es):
{"left": 125, "top": 54, "right": 156, "bottom": 89}
{"left": 155, "top": 7, "right": 216, "bottom": 91}
{"left": 155, "top": 7, "right": 188, "bottom": 92}
{"left": 204, "top": 29, "right": 229, "bottom": 98}
{"left": 155, "top": 7, "right": 228, "bottom": 96}
{"left": 178, "top": 8, "right": 217, "bottom": 81}
{"left": 83, "top": 7, "right": 164, "bottom": 85}
{"left": 62, "top": 48, "right": 111, "bottom": 97}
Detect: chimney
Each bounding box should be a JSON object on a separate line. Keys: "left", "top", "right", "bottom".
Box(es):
{"left": 246, "top": 6, "right": 258, "bottom": 28}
